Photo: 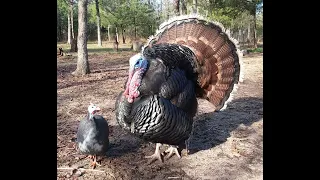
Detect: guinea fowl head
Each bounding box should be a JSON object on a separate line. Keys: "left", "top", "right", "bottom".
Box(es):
{"left": 87, "top": 103, "right": 101, "bottom": 119}
{"left": 123, "top": 53, "right": 148, "bottom": 103}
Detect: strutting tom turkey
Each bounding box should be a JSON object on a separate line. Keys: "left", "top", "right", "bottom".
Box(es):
{"left": 115, "top": 15, "right": 243, "bottom": 163}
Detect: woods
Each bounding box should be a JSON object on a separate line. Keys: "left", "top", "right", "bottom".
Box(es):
{"left": 57, "top": 0, "right": 263, "bottom": 75}
{"left": 57, "top": 0, "right": 263, "bottom": 47}
{"left": 57, "top": 0, "right": 263, "bottom": 76}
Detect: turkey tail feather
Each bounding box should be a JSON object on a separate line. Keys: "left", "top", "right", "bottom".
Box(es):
{"left": 142, "top": 14, "right": 243, "bottom": 111}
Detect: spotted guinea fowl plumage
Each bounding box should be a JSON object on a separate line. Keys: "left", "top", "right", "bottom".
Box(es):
{"left": 76, "top": 103, "right": 109, "bottom": 168}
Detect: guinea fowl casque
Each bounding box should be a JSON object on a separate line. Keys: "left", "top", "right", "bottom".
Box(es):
{"left": 115, "top": 15, "right": 243, "bottom": 163}
{"left": 76, "top": 103, "right": 109, "bottom": 168}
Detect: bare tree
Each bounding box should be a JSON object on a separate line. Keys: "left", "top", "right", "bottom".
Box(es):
{"left": 95, "top": 0, "right": 102, "bottom": 46}
{"left": 180, "top": 0, "right": 187, "bottom": 15}
{"left": 247, "top": 22, "right": 251, "bottom": 44}
{"left": 72, "top": 0, "right": 90, "bottom": 76}
{"left": 107, "top": 25, "right": 111, "bottom": 41}
{"left": 121, "top": 27, "right": 126, "bottom": 44}
{"left": 174, "top": 0, "right": 180, "bottom": 16}
{"left": 66, "top": 0, "right": 75, "bottom": 44}
{"left": 192, "top": 0, "right": 197, "bottom": 14}
{"left": 70, "top": 0, "right": 75, "bottom": 39}
{"left": 253, "top": 12, "right": 257, "bottom": 48}
{"left": 166, "top": 0, "right": 170, "bottom": 20}
{"left": 67, "top": 11, "right": 71, "bottom": 44}
{"left": 57, "top": 5, "right": 62, "bottom": 41}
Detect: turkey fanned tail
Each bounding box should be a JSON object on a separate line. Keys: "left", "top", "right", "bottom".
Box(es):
{"left": 143, "top": 14, "right": 242, "bottom": 111}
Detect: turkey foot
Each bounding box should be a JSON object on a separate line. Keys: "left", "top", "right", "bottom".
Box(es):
{"left": 89, "top": 155, "right": 101, "bottom": 169}
{"left": 145, "top": 143, "right": 163, "bottom": 163}
{"left": 164, "top": 145, "right": 181, "bottom": 159}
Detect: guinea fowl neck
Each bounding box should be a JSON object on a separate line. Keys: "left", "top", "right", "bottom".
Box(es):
{"left": 87, "top": 112, "right": 95, "bottom": 120}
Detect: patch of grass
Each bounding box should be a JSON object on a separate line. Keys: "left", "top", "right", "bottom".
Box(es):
{"left": 57, "top": 41, "right": 132, "bottom": 54}
{"left": 248, "top": 47, "right": 263, "bottom": 53}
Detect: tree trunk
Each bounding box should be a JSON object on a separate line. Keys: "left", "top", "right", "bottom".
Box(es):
{"left": 108, "top": 25, "right": 111, "bottom": 41}
{"left": 134, "top": 16, "right": 137, "bottom": 40}
{"left": 247, "top": 22, "right": 251, "bottom": 44}
{"left": 70, "top": 38, "right": 78, "bottom": 52}
{"left": 70, "top": 2, "right": 75, "bottom": 39}
{"left": 192, "top": 0, "right": 197, "bottom": 14}
{"left": 72, "top": 0, "right": 90, "bottom": 76}
{"left": 166, "top": 0, "right": 170, "bottom": 20}
{"left": 59, "top": 26, "right": 62, "bottom": 41}
{"left": 174, "top": 0, "right": 180, "bottom": 16}
{"left": 242, "top": 30, "right": 245, "bottom": 45}
{"left": 181, "top": 0, "right": 187, "bottom": 15}
{"left": 238, "top": 29, "right": 241, "bottom": 43}
{"left": 95, "top": 0, "right": 102, "bottom": 46}
{"left": 132, "top": 41, "right": 143, "bottom": 52}
{"left": 67, "top": 12, "right": 71, "bottom": 44}
{"left": 57, "top": 7, "right": 60, "bottom": 41}
{"left": 253, "top": 12, "right": 257, "bottom": 48}
{"left": 122, "top": 28, "right": 126, "bottom": 44}
{"left": 114, "top": 28, "right": 119, "bottom": 51}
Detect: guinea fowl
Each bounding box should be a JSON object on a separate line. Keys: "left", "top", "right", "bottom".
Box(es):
{"left": 76, "top": 103, "right": 109, "bottom": 168}
{"left": 115, "top": 15, "right": 242, "bottom": 163}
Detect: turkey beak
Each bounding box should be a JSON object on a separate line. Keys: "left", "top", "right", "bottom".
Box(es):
{"left": 95, "top": 107, "right": 101, "bottom": 111}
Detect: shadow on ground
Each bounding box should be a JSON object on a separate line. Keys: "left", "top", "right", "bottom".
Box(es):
{"left": 187, "top": 97, "right": 263, "bottom": 154}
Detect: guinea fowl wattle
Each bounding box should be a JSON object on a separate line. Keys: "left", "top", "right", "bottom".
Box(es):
{"left": 76, "top": 103, "right": 109, "bottom": 168}
{"left": 115, "top": 15, "right": 242, "bottom": 163}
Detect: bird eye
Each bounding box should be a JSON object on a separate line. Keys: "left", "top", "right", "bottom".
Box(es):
{"left": 134, "top": 61, "right": 139, "bottom": 68}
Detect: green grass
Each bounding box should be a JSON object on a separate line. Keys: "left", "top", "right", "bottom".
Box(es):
{"left": 248, "top": 47, "right": 263, "bottom": 53}
{"left": 57, "top": 41, "right": 132, "bottom": 54}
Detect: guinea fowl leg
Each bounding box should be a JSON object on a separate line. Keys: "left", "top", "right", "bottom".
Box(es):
{"left": 164, "top": 145, "right": 181, "bottom": 159}
{"left": 89, "top": 155, "right": 101, "bottom": 169}
{"left": 145, "top": 143, "right": 163, "bottom": 163}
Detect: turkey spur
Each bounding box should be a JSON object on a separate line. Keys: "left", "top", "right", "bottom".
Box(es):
{"left": 115, "top": 15, "right": 241, "bottom": 163}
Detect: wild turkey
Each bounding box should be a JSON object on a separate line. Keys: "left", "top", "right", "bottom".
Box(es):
{"left": 76, "top": 103, "right": 109, "bottom": 168}
{"left": 115, "top": 15, "right": 243, "bottom": 163}
{"left": 58, "top": 48, "right": 64, "bottom": 56}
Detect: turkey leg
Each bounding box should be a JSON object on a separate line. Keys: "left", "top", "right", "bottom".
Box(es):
{"left": 88, "top": 155, "right": 101, "bottom": 169}
{"left": 145, "top": 143, "right": 163, "bottom": 163}
{"left": 164, "top": 145, "right": 181, "bottom": 159}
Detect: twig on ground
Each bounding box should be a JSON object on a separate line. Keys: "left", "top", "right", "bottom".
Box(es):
{"left": 58, "top": 166, "right": 116, "bottom": 179}
{"left": 57, "top": 167, "right": 105, "bottom": 173}
{"left": 57, "top": 145, "right": 67, "bottom": 149}
{"left": 66, "top": 109, "right": 72, "bottom": 116}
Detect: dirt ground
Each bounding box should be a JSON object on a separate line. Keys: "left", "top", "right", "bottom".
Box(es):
{"left": 57, "top": 50, "right": 263, "bottom": 180}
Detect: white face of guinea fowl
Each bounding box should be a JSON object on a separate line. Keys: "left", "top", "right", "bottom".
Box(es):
{"left": 88, "top": 103, "right": 101, "bottom": 115}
